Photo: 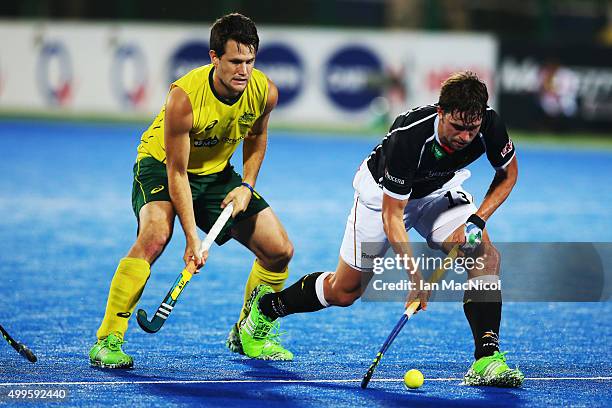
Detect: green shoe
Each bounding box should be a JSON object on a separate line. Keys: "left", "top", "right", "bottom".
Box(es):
{"left": 463, "top": 351, "right": 524, "bottom": 387}
{"left": 226, "top": 323, "right": 245, "bottom": 355}
{"left": 230, "top": 320, "right": 293, "bottom": 359}
{"left": 89, "top": 333, "right": 133, "bottom": 368}
{"left": 239, "top": 285, "right": 293, "bottom": 361}
{"left": 227, "top": 288, "right": 256, "bottom": 355}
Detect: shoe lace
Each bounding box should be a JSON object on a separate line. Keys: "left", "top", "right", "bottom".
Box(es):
{"left": 491, "top": 351, "right": 508, "bottom": 363}
{"left": 493, "top": 351, "right": 523, "bottom": 377}
{"left": 265, "top": 322, "right": 286, "bottom": 345}
{"left": 105, "top": 335, "right": 126, "bottom": 352}
{"left": 252, "top": 313, "right": 275, "bottom": 339}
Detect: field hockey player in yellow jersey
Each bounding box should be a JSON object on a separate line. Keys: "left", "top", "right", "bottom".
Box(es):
{"left": 89, "top": 13, "right": 294, "bottom": 368}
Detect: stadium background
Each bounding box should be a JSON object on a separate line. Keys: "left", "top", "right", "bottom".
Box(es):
{"left": 1, "top": 1, "right": 611, "bottom": 407}
{"left": 1, "top": 0, "right": 611, "bottom": 134}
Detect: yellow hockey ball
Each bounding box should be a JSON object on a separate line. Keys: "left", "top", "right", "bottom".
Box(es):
{"left": 404, "top": 369, "right": 424, "bottom": 389}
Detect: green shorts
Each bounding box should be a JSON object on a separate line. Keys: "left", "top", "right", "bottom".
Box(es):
{"left": 132, "top": 157, "right": 269, "bottom": 245}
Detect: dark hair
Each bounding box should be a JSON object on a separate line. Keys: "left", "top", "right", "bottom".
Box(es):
{"left": 438, "top": 71, "right": 488, "bottom": 124}
{"left": 210, "top": 13, "right": 259, "bottom": 58}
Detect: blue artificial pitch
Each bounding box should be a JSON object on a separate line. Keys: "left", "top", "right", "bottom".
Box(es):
{"left": 0, "top": 120, "right": 611, "bottom": 407}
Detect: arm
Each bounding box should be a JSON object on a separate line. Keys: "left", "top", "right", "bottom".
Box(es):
{"left": 164, "top": 86, "right": 205, "bottom": 269}
{"left": 382, "top": 193, "right": 430, "bottom": 310}
{"left": 475, "top": 156, "right": 518, "bottom": 221}
{"left": 447, "top": 156, "right": 518, "bottom": 251}
{"left": 222, "top": 79, "right": 278, "bottom": 217}
{"left": 450, "top": 111, "right": 518, "bottom": 250}
{"left": 243, "top": 79, "right": 277, "bottom": 188}
{"left": 382, "top": 194, "right": 411, "bottom": 256}
{"left": 477, "top": 110, "right": 518, "bottom": 222}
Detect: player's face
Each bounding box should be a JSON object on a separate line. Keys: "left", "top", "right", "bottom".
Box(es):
{"left": 438, "top": 110, "right": 482, "bottom": 151}
{"left": 210, "top": 39, "right": 256, "bottom": 97}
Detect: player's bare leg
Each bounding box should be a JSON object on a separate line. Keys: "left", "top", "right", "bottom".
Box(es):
{"left": 230, "top": 207, "right": 294, "bottom": 272}
{"left": 90, "top": 202, "right": 175, "bottom": 368}
{"left": 238, "top": 256, "right": 373, "bottom": 359}
{"left": 444, "top": 228, "right": 524, "bottom": 387}
{"left": 225, "top": 207, "right": 294, "bottom": 357}
{"left": 322, "top": 258, "right": 371, "bottom": 307}
{"left": 126, "top": 201, "right": 175, "bottom": 264}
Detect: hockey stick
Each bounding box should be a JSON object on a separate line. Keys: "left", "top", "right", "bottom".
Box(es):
{"left": 360, "top": 245, "right": 459, "bottom": 389}
{"left": 0, "top": 324, "right": 37, "bottom": 363}
{"left": 137, "top": 203, "right": 234, "bottom": 333}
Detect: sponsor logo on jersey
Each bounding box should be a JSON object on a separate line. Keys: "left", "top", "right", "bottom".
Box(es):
{"left": 324, "top": 45, "right": 383, "bottom": 111}
{"left": 194, "top": 136, "right": 219, "bottom": 147}
{"left": 37, "top": 41, "right": 73, "bottom": 106}
{"left": 151, "top": 185, "right": 165, "bottom": 194}
{"left": 205, "top": 120, "right": 219, "bottom": 131}
{"left": 426, "top": 170, "right": 454, "bottom": 178}
{"left": 255, "top": 43, "right": 304, "bottom": 107}
{"left": 361, "top": 252, "right": 378, "bottom": 259}
{"left": 222, "top": 134, "right": 246, "bottom": 145}
{"left": 432, "top": 142, "right": 446, "bottom": 160}
{"left": 500, "top": 140, "right": 514, "bottom": 158}
{"left": 384, "top": 169, "right": 405, "bottom": 185}
{"left": 238, "top": 111, "right": 256, "bottom": 126}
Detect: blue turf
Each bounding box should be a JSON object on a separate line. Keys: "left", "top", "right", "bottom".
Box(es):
{"left": 0, "top": 120, "right": 611, "bottom": 407}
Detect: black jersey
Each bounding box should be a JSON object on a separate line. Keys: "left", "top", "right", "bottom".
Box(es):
{"left": 366, "top": 105, "right": 515, "bottom": 200}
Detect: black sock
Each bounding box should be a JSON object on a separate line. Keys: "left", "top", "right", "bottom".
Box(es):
{"left": 259, "top": 272, "right": 327, "bottom": 320}
{"left": 463, "top": 286, "right": 502, "bottom": 360}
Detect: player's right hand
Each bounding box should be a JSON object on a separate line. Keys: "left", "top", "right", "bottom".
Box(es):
{"left": 405, "top": 276, "right": 431, "bottom": 313}
{"left": 184, "top": 237, "right": 207, "bottom": 273}
{"left": 221, "top": 186, "right": 252, "bottom": 218}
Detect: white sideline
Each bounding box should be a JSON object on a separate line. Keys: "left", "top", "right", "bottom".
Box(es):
{"left": 1, "top": 377, "right": 611, "bottom": 387}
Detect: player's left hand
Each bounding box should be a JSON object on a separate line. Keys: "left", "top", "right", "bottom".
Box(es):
{"left": 221, "top": 185, "right": 252, "bottom": 217}
{"left": 462, "top": 222, "right": 483, "bottom": 252}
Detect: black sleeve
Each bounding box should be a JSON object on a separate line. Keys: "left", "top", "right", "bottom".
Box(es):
{"left": 381, "top": 130, "right": 424, "bottom": 200}
{"left": 481, "top": 109, "right": 516, "bottom": 169}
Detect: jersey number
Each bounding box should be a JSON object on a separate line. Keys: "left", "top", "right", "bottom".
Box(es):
{"left": 445, "top": 191, "right": 471, "bottom": 208}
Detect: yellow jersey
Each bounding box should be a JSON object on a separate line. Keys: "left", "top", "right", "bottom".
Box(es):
{"left": 136, "top": 64, "right": 269, "bottom": 175}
